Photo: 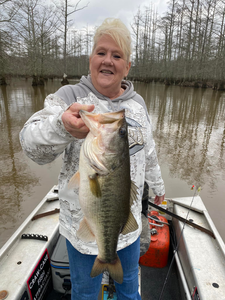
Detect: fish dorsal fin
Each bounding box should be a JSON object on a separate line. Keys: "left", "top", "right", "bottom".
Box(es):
{"left": 130, "top": 181, "right": 138, "bottom": 205}
{"left": 121, "top": 210, "right": 138, "bottom": 235}
{"left": 77, "top": 217, "right": 96, "bottom": 242}
{"left": 89, "top": 174, "right": 102, "bottom": 198}
{"left": 121, "top": 181, "right": 138, "bottom": 235}
{"left": 68, "top": 171, "right": 80, "bottom": 188}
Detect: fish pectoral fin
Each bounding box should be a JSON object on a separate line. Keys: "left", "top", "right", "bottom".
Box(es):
{"left": 68, "top": 171, "right": 80, "bottom": 188}
{"left": 90, "top": 255, "right": 123, "bottom": 284}
{"left": 77, "top": 217, "right": 96, "bottom": 242}
{"left": 130, "top": 181, "right": 138, "bottom": 205}
{"left": 121, "top": 211, "right": 138, "bottom": 235}
{"left": 89, "top": 174, "right": 102, "bottom": 198}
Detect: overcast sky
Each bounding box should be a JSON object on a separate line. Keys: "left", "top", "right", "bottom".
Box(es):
{"left": 69, "top": 0, "right": 168, "bottom": 32}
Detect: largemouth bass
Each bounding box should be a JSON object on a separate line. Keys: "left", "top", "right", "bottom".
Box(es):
{"left": 69, "top": 109, "right": 138, "bottom": 284}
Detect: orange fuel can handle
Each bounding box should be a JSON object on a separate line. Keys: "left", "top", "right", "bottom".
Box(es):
{"left": 139, "top": 211, "right": 170, "bottom": 268}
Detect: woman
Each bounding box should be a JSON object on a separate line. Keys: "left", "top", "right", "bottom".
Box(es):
{"left": 20, "top": 18, "right": 165, "bottom": 300}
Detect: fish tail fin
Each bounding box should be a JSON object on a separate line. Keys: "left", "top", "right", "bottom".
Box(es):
{"left": 90, "top": 255, "right": 123, "bottom": 284}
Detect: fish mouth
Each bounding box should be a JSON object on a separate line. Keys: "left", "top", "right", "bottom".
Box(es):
{"left": 100, "top": 69, "right": 114, "bottom": 75}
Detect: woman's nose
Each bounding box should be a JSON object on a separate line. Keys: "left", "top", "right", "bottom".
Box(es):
{"left": 102, "top": 53, "right": 113, "bottom": 65}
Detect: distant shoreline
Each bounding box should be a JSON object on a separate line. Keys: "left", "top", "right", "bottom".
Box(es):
{"left": 1, "top": 75, "right": 225, "bottom": 91}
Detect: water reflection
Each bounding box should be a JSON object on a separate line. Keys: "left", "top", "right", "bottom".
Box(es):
{"left": 0, "top": 79, "right": 63, "bottom": 247}
{"left": 134, "top": 82, "right": 225, "bottom": 194}
{"left": 0, "top": 85, "right": 36, "bottom": 236}
{"left": 134, "top": 82, "right": 225, "bottom": 241}
{"left": 0, "top": 78, "right": 225, "bottom": 248}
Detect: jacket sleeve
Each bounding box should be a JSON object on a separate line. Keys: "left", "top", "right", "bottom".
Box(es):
{"left": 19, "top": 94, "right": 75, "bottom": 165}
{"left": 144, "top": 116, "right": 165, "bottom": 197}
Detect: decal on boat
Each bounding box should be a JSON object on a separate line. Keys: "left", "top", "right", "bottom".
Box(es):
{"left": 27, "top": 249, "right": 52, "bottom": 300}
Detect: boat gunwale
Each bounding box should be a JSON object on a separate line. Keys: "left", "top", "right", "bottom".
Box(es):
{"left": 0, "top": 185, "right": 58, "bottom": 257}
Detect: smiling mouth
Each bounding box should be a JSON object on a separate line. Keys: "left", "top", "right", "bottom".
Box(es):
{"left": 100, "top": 70, "right": 114, "bottom": 74}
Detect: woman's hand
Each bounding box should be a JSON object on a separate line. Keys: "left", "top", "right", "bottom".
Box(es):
{"left": 62, "top": 103, "right": 95, "bottom": 138}
{"left": 154, "top": 194, "right": 165, "bottom": 205}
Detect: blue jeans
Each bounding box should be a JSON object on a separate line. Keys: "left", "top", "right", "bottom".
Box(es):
{"left": 66, "top": 237, "right": 142, "bottom": 300}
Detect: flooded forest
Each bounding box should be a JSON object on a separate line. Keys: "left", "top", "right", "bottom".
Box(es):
{"left": 1, "top": 0, "right": 225, "bottom": 89}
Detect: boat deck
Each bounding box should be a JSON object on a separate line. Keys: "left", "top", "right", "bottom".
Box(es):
{"left": 2, "top": 187, "right": 224, "bottom": 300}
{"left": 141, "top": 249, "right": 182, "bottom": 300}
{"left": 46, "top": 244, "right": 182, "bottom": 300}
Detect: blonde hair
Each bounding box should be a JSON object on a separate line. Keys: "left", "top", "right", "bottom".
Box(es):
{"left": 92, "top": 18, "right": 132, "bottom": 62}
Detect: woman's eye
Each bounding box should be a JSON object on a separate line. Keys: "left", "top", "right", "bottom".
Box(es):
{"left": 97, "top": 52, "right": 105, "bottom": 56}
{"left": 114, "top": 55, "right": 121, "bottom": 59}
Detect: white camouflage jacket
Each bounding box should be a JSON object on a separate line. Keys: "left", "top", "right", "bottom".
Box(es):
{"left": 20, "top": 75, "right": 165, "bottom": 254}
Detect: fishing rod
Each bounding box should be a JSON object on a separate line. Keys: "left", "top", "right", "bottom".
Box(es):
{"left": 148, "top": 200, "right": 215, "bottom": 239}
{"left": 148, "top": 186, "right": 208, "bottom": 300}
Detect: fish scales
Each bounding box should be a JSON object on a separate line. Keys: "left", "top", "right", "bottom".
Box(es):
{"left": 95, "top": 164, "right": 130, "bottom": 261}
{"left": 69, "top": 109, "right": 138, "bottom": 284}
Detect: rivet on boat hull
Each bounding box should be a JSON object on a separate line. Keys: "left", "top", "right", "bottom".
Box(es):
{"left": 0, "top": 290, "right": 8, "bottom": 300}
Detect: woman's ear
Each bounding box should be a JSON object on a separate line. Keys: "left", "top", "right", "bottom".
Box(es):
{"left": 125, "top": 61, "right": 131, "bottom": 77}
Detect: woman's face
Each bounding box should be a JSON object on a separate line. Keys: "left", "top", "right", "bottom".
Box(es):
{"left": 89, "top": 35, "right": 131, "bottom": 99}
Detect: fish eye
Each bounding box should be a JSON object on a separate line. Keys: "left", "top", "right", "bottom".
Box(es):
{"left": 119, "top": 127, "right": 126, "bottom": 137}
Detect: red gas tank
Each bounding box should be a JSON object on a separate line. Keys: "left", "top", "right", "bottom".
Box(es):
{"left": 139, "top": 211, "right": 170, "bottom": 268}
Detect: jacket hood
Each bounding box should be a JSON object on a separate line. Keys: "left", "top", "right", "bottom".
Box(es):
{"left": 79, "top": 75, "right": 137, "bottom": 102}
